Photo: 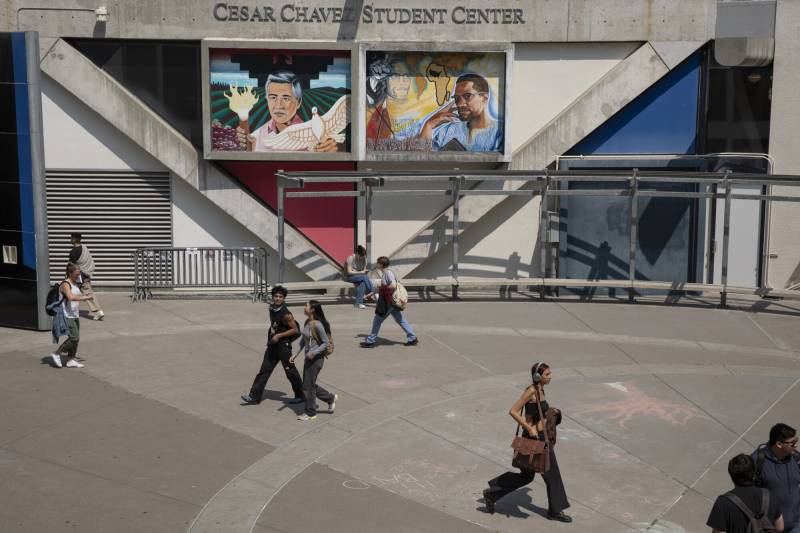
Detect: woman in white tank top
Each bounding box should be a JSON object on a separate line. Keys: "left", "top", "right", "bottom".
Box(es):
{"left": 51, "top": 263, "right": 94, "bottom": 369}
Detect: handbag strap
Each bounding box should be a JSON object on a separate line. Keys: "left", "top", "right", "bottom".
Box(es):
{"left": 533, "top": 383, "right": 549, "bottom": 444}
{"left": 514, "top": 385, "right": 548, "bottom": 442}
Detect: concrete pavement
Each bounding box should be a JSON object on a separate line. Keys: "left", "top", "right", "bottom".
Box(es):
{"left": 2, "top": 291, "right": 800, "bottom": 532}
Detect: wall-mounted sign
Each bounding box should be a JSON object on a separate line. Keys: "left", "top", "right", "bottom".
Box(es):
{"left": 211, "top": 4, "right": 527, "bottom": 26}
{"left": 362, "top": 46, "right": 511, "bottom": 161}
{"left": 202, "top": 41, "right": 355, "bottom": 161}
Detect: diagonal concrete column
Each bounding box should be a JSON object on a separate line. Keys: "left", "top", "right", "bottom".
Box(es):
{"left": 389, "top": 41, "right": 705, "bottom": 279}
{"left": 39, "top": 39, "right": 341, "bottom": 281}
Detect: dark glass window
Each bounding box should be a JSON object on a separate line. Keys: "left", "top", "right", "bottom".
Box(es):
{"left": 69, "top": 39, "right": 202, "bottom": 149}
{"left": 705, "top": 44, "right": 772, "bottom": 153}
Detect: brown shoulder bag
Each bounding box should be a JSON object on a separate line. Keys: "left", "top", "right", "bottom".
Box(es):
{"left": 510, "top": 385, "right": 551, "bottom": 473}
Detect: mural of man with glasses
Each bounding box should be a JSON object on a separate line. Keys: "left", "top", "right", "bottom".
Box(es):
{"left": 417, "top": 73, "right": 503, "bottom": 152}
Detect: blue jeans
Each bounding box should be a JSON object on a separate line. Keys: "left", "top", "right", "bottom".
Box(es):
{"left": 346, "top": 274, "right": 373, "bottom": 305}
{"left": 365, "top": 308, "right": 416, "bottom": 344}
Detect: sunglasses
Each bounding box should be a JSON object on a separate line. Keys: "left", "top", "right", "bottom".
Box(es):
{"left": 780, "top": 439, "right": 798, "bottom": 447}
{"left": 451, "top": 92, "right": 486, "bottom": 104}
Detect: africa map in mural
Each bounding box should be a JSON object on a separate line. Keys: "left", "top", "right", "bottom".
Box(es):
{"left": 209, "top": 49, "right": 351, "bottom": 154}
{"left": 365, "top": 51, "right": 505, "bottom": 154}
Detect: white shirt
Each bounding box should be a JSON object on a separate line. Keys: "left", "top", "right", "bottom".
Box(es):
{"left": 62, "top": 280, "right": 80, "bottom": 319}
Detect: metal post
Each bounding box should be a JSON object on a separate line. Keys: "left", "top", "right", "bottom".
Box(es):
{"left": 628, "top": 169, "right": 639, "bottom": 303}
{"left": 277, "top": 177, "right": 286, "bottom": 284}
{"left": 451, "top": 176, "right": 462, "bottom": 299}
{"left": 720, "top": 171, "right": 732, "bottom": 308}
{"left": 539, "top": 172, "right": 550, "bottom": 300}
{"left": 365, "top": 179, "right": 373, "bottom": 267}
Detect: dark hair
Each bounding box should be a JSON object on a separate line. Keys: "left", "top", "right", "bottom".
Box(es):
{"left": 66, "top": 262, "right": 79, "bottom": 277}
{"left": 377, "top": 256, "right": 390, "bottom": 268}
{"left": 306, "top": 300, "right": 331, "bottom": 335}
{"left": 70, "top": 233, "right": 82, "bottom": 241}
{"left": 356, "top": 245, "right": 366, "bottom": 256}
{"left": 271, "top": 285, "right": 288, "bottom": 298}
{"left": 531, "top": 362, "right": 550, "bottom": 383}
{"left": 728, "top": 454, "right": 756, "bottom": 486}
{"left": 769, "top": 423, "right": 796, "bottom": 446}
{"left": 456, "top": 73, "right": 489, "bottom": 94}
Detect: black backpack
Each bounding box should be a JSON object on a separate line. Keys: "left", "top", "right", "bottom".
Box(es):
{"left": 45, "top": 283, "right": 63, "bottom": 316}
{"left": 723, "top": 489, "right": 778, "bottom": 533}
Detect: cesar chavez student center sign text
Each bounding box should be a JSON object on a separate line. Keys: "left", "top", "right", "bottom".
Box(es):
{"left": 213, "top": 3, "right": 526, "bottom": 25}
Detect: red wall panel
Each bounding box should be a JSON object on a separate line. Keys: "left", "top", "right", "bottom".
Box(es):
{"left": 221, "top": 162, "right": 356, "bottom": 263}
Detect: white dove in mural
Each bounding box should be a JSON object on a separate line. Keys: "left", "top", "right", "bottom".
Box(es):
{"left": 259, "top": 95, "right": 349, "bottom": 151}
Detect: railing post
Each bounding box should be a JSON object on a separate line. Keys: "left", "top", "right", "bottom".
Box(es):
{"left": 451, "top": 175, "right": 462, "bottom": 299}
{"left": 539, "top": 171, "right": 550, "bottom": 300}
{"left": 277, "top": 177, "right": 286, "bottom": 284}
{"left": 720, "top": 171, "right": 732, "bottom": 308}
{"left": 628, "top": 169, "right": 639, "bottom": 303}
{"left": 365, "top": 178, "right": 374, "bottom": 267}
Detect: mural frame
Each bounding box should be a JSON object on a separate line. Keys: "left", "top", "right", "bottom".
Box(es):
{"left": 357, "top": 42, "right": 513, "bottom": 163}
{"left": 201, "top": 39, "right": 358, "bottom": 161}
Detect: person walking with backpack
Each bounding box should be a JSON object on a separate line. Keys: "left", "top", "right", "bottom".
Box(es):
{"left": 241, "top": 286, "right": 304, "bottom": 406}
{"left": 68, "top": 233, "right": 105, "bottom": 321}
{"left": 50, "top": 263, "right": 95, "bottom": 368}
{"left": 483, "top": 363, "right": 571, "bottom": 522}
{"left": 344, "top": 245, "right": 373, "bottom": 309}
{"left": 752, "top": 423, "right": 800, "bottom": 532}
{"left": 289, "top": 300, "right": 337, "bottom": 421}
{"left": 706, "top": 454, "right": 783, "bottom": 533}
{"left": 359, "top": 256, "right": 417, "bottom": 348}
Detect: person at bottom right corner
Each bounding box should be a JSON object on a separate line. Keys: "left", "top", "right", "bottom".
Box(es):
{"left": 707, "top": 453, "right": 783, "bottom": 533}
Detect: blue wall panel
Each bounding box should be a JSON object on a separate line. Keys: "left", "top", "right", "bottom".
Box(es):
{"left": 568, "top": 54, "right": 700, "bottom": 155}
{"left": 560, "top": 53, "right": 703, "bottom": 289}
{"left": 1, "top": 32, "right": 40, "bottom": 328}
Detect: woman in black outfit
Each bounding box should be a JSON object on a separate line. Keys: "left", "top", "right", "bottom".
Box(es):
{"left": 483, "top": 362, "right": 571, "bottom": 522}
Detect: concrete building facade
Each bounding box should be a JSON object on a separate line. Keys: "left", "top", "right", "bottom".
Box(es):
{"left": 1, "top": 0, "right": 795, "bottom": 293}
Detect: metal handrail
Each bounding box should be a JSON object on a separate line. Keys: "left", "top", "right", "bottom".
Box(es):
{"left": 275, "top": 168, "right": 800, "bottom": 307}
{"left": 132, "top": 247, "right": 268, "bottom": 302}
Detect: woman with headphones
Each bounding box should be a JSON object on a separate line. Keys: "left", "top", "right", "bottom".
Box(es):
{"left": 483, "top": 362, "right": 571, "bottom": 522}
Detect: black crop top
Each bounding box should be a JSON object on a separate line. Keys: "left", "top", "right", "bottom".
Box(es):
{"left": 525, "top": 399, "right": 549, "bottom": 423}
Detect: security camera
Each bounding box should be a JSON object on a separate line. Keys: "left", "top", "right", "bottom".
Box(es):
{"left": 95, "top": 6, "right": 109, "bottom": 22}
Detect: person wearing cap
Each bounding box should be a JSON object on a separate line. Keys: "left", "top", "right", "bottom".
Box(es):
{"left": 69, "top": 233, "right": 105, "bottom": 320}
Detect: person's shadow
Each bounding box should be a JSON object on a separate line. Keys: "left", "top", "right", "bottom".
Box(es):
{"left": 501, "top": 252, "right": 522, "bottom": 299}
{"left": 239, "top": 390, "right": 306, "bottom": 414}
{"left": 477, "top": 488, "right": 549, "bottom": 518}
{"left": 355, "top": 334, "right": 404, "bottom": 346}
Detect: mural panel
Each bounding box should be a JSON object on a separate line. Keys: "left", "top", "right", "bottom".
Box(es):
{"left": 208, "top": 48, "right": 351, "bottom": 155}
{"left": 365, "top": 51, "right": 506, "bottom": 154}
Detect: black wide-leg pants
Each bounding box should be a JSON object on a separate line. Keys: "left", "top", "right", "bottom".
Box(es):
{"left": 486, "top": 447, "right": 569, "bottom": 513}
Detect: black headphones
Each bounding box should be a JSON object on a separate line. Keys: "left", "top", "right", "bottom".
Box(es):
{"left": 532, "top": 362, "right": 543, "bottom": 384}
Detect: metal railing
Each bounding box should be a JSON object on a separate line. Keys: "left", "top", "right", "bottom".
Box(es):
{"left": 275, "top": 169, "right": 800, "bottom": 308}
{"left": 132, "top": 247, "right": 269, "bottom": 302}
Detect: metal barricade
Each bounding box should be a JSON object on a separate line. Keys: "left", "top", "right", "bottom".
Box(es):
{"left": 132, "top": 247, "right": 268, "bottom": 302}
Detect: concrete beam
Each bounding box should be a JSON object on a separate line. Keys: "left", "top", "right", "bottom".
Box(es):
{"left": 5, "top": 0, "right": 715, "bottom": 43}
{"left": 389, "top": 41, "right": 705, "bottom": 278}
{"left": 766, "top": 0, "right": 800, "bottom": 289}
{"left": 40, "top": 39, "right": 340, "bottom": 281}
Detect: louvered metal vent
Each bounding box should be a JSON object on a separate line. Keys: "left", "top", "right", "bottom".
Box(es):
{"left": 46, "top": 170, "right": 172, "bottom": 286}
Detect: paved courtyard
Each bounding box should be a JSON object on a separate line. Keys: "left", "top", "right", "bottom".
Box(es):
{"left": 2, "top": 291, "right": 800, "bottom": 532}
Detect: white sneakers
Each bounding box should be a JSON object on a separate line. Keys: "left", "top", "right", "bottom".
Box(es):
{"left": 357, "top": 304, "right": 366, "bottom": 309}
{"left": 51, "top": 353, "right": 84, "bottom": 368}
{"left": 92, "top": 311, "right": 105, "bottom": 321}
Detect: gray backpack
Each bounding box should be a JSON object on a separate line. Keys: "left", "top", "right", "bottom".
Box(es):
{"left": 722, "top": 489, "right": 778, "bottom": 533}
